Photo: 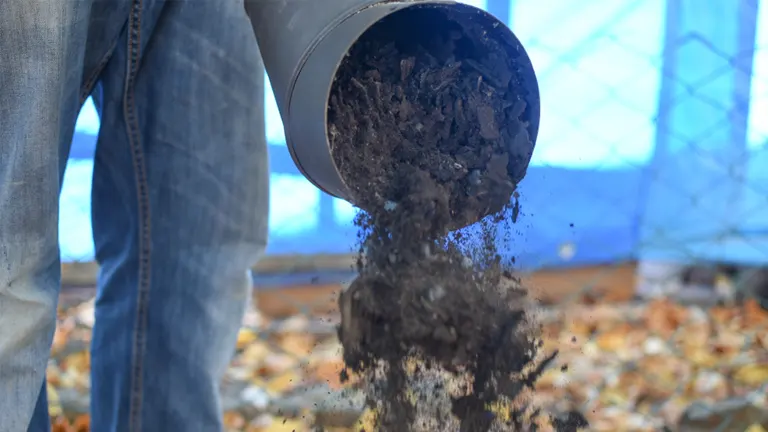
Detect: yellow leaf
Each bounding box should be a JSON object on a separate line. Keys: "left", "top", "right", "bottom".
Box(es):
{"left": 258, "top": 417, "right": 306, "bottom": 432}
{"left": 746, "top": 425, "right": 767, "bottom": 432}
{"left": 48, "top": 404, "right": 63, "bottom": 419}
{"left": 237, "top": 328, "right": 259, "bottom": 350}
{"left": 47, "top": 383, "right": 60, "bottom": 404}
{"left": 599, "top": 388, "right": 629, "bottom": 406}
{"left": 687, "top": 349, "right": 719, "bottom": 368}
{"left": 734, "top": 364, "right": 768, "bottom": 386}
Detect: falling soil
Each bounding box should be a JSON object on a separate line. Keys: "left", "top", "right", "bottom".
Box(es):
{"left": 328, "top": 5, "right": 586, "bottom": 431}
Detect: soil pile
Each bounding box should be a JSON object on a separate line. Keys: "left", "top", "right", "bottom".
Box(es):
{"left": 327, "top": 6, "right": 587, "bottom": 431}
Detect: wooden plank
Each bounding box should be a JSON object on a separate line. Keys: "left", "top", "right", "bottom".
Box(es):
{"left": 62, "top": 259, "right": 637, "bottom": 317}
{"left": 524, "top": 262, "right": 637, "bottom": 304}
{"left": 61, "top": 254, "right": 358, "bottom": 287}
{"left": 255, "top": 283, "right": 344, "bottom": 317}
{"left": 255, "top": 263, "right": 637, "bottom": 317}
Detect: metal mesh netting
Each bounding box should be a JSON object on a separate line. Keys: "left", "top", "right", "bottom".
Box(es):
{"left": 54, "top": 0, "right": 768, "bottom": 430}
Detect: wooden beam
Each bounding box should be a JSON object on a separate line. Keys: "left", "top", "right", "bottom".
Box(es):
{"left": 61, "top": 254, "right": 358, "bottom": 287}
{"left": 255, "top": 262, "right": 638, "bottom": 317}
{"left": 61, "top": 258, "right": 637, "bottom": 317}
{"left": 255, "top": 283, "right": 344, "bottom": 317}
{"left": 524, "top": 262, "right": 637, "bottom": 304}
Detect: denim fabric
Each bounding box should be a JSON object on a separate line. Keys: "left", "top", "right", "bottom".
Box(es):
{"left": 0, "top": 1, "right": 269, "bottom": 431}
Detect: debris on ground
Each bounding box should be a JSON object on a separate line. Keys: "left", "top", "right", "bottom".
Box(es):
{"left": 49, "top": 297, "right": 768, "bottom": 431}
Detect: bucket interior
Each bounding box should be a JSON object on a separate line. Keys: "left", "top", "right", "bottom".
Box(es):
{"left": 325, "top": 2, "right": 540, "bottom": 226}
{"left": 327, "top": 3, "right": 539, "bottom": 148}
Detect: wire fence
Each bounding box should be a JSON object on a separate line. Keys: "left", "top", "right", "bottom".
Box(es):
{"left": 54, "top": 0, "right": 768, "bottom": 430}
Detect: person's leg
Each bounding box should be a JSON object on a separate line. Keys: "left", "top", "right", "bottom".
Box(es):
{"left": 89, "top": 1, "right": 268, "bottom": 430}
{"left": 0, "top": 2, "right": 96, "bottom": 430}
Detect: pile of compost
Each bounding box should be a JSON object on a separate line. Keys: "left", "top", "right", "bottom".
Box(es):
{"left": 327, "top": 6, "right": 587, "bottom": 431}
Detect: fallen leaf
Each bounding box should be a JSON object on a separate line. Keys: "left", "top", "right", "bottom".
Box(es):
{"left": 51, "top": 417, "right": 73, "bottom": 432}
{"left": 595, "top": 326, "right": 630, "bottom": 351}
{"left": 307, "top": 359, "right": 351, "bottom": 389}
{"left": 644, "top": 299, "right": 688, "bottom": 337}
{"left": 50, "top": 295, "right": 768, "bottom": 431}
{"left": 686, "top": 347, "right": 720, "bottom": 369}
{"left": 224, "top": 411, "right": 246, "bottom": 430}
{"left": 743, "top": 300, "right": 768, "bottom": 326}
{"left": 237, "top": 329, "right": 259, "bottom": 350}
{"left": 253, "top": 417, "right": 306, "bottom": 432}
{"left": 734, "top": 364, "right": 768, "bottom": 386}
{"left": 72, "top": 415, "right": 90, "bottom": 432}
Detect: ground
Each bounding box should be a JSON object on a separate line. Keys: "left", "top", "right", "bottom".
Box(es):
{"left": 49, "top": 294, "right": 768, "bottom": 432}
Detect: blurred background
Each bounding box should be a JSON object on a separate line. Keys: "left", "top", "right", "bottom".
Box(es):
{"left": 55, "top": 0, "right": 768, "bottom": 430}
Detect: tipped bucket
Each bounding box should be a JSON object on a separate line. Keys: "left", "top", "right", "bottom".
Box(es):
{"left": 245, "top": 0, "right": 540, "bottom": 202}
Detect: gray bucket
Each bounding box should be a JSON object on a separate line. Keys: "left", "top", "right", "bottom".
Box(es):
{"left": 245, "top": 0, "right": 540, "bottom": 203}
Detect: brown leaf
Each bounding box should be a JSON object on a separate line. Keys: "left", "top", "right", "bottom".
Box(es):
{"left": 307, "top": 359, "right": 353, "bottom": 390}
{"left": 72, "top": 415, "right": 90, "bottom": 432}
{"left": 51, "top": 417, "right": 73, "bottom": 432}
{"left": 644, "top": 299, "right": 689, "bottom": 337}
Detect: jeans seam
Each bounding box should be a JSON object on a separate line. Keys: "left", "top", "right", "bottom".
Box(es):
{"left": 124, "top": 0, "right": 152, "bottom": 431}
{"left": 79, "top": 39, "right": 118, "bottom": 105}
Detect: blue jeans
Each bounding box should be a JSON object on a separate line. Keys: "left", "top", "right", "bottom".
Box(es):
{"left": 0, "top": 1, "right": 269, "bottom": 431}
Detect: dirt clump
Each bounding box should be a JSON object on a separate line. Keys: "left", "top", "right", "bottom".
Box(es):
{"left": 327, "top": 6, "right": 586, "bottom": 431}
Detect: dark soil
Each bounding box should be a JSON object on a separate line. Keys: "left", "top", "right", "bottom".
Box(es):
{"left": 327, "top": 5, "right": 586, "bottom": 431}
{"left": 327, "top": 6, "right": 534, "bottom": 232}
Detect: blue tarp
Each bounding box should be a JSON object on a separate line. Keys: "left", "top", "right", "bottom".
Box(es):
{"left": 60, "top": 0, "right": 768, "bottom": 269}
{"left": 638, "top": 0, "right": 767, "bottom": 264}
